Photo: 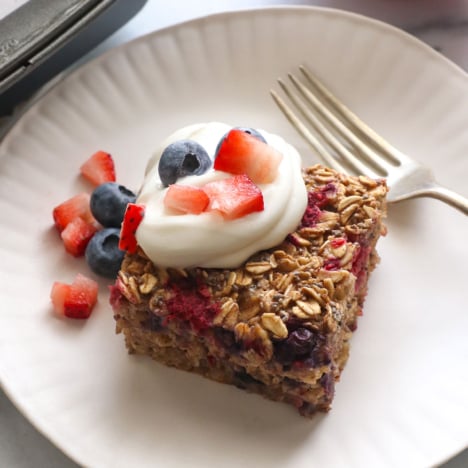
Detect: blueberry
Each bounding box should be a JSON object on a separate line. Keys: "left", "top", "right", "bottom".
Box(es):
{"left": 143, "top": 313, "right": 163, "bottom": 332}
{"left": 275, "top": 327, "right": 317, "bottom": 365}
{"left": 214, "top": 126, "right": 267, "bottom": 157}
{"left": 158, "top": 140, "right": 211, "bottom": 186}
{"left": 85, "top": 228, "right": 124, "bottom": 278}
{"left": 213, "top": 327, "right": 240, "bottom": 353}
{"left": 234, "top": 371, "right": 264, "bottom": 389}
{"left": 319, "top": 372, "right": 335, "bottom": 399}
{"left": 90, "top": 182, "right": 136, "bottom": 227}
{"left": 286, "top": 328, "right": 316, "bottom": 355}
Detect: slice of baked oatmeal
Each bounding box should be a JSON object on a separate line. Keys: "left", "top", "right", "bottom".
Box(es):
{"left": 111, "top": 164, "right": 387, "bottom": 416}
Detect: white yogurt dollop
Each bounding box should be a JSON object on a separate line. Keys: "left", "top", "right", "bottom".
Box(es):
{"left": 136, "top": 122, "right": 307, "bottom": 268}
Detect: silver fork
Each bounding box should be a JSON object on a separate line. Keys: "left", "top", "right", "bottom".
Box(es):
{"left": 271, "top": 65, "right": 468, "bottom": 215}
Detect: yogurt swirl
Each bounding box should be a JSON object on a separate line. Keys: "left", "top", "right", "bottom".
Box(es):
{"left": 136, "top": 122, "right": 307, "bottom": 268}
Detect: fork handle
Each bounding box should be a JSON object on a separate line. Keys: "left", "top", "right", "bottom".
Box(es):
{"left": 424, "top": 183, "right": 468, "bottom": 215}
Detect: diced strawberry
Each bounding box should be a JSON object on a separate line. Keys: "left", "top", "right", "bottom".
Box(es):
{"left": 52, "top": 193, "right": 97, "bottom": 232}
{"left": 203, "top": 174, "right": 264, "bottom": 220}
{"left": 50, "top": 282, "right": 69, "bottom": 314}
{"left": 214, "top": 129, "right": 282, "bottom": 183}
{"left": 80, "top": 150, "right": 116, "bottom": 186}
{"left": 164, "top": 184, "right": 209, "bottom": 214}
{"left": 60, "top": 217, "right": 99, "bottom": 257}
{"left": 119, "top": 203, "right": 145, "bottom": 253}
{"left": 50, "top": 274, "right": 98, "bottom": 319}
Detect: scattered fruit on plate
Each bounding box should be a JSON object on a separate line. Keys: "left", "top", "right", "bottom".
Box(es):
{"left": 50, "top": 273, "right": 98, "bottom": 319}
{"left": 51, "top": 151, "right": 135, "bottom": 318}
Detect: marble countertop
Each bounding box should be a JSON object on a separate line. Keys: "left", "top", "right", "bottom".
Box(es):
{"left": 1, "top": 1, "right": 467, "bottom": 467}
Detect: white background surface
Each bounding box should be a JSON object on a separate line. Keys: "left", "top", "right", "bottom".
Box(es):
{"left": 0, "top": 0, "right": 29, "bottom": 20}
{"left": 1, "top": 1, "right": 467, "bottom": 467}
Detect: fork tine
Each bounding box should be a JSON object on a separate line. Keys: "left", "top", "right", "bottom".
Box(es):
{"left": 280, "top": 76, "right": 379, "bottom": 178}
{"left": 287, "top": 73, "right": 391, "bottom": 176}
{"left": 271, "top": 89, "right": 349, "bottom": 173}
{"left": 299, "top": 65, "right": 403, "bottom": 165}
{"left": 273, "top": 67, "right": 468, "bottom": 215}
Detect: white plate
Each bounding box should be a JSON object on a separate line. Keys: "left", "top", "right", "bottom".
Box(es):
{"left": 1, "top": 7, "right": 467, "bottom": 468}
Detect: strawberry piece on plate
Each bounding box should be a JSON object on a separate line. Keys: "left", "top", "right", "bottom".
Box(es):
{"left": 119, "top": 203, "right": 145, "bottom": 253}
{"left": 60, "top": 217, "right": 99, "bottom": 257}
{"left": 80, "top": 150, "right": 116, "bottom": 186}
{"left": 52, "top": 193, "right": 97, "bottom": 232}
{"left": 164, "top": 184, "right": 210, "bottom": 214}
{"left": 50, "top": 274, "right": 98, "bottom": 319}
{"left": 203, "top": 174, "right": 264, "bottom": 220}
{"left": 214, "top": 129, "right": 282, "bottom": 183}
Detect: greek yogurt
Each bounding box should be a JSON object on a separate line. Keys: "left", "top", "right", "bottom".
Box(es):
{"left": 136, "top": 122, "right": 307, "bottom": 268}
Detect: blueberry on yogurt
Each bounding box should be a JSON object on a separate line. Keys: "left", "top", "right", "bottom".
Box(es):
{"left": 158, "top": 139, "right": 211, "bottom": 186}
